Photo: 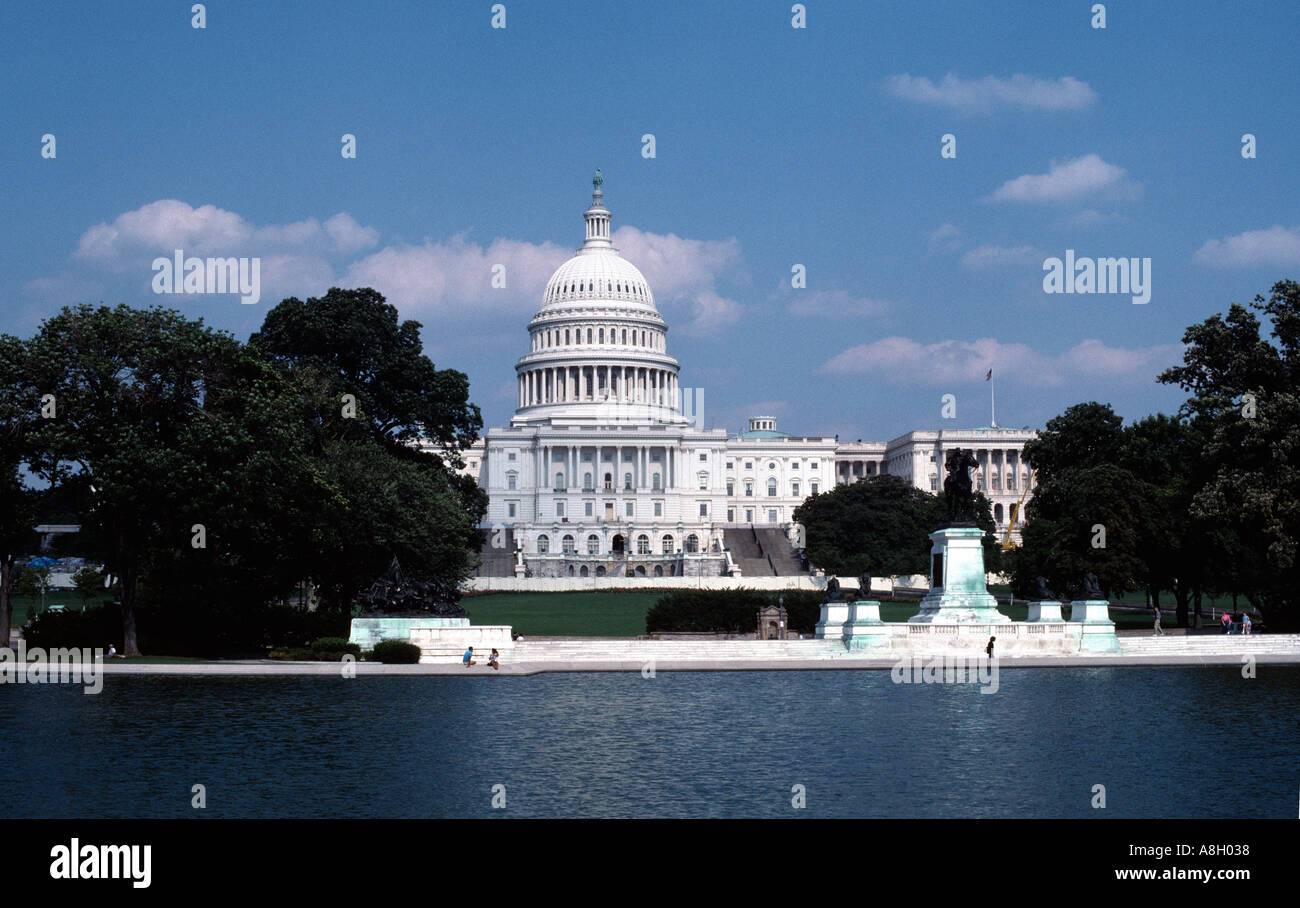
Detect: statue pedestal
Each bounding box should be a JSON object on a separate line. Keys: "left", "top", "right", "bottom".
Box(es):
{"left": 814, "top": 600, "right": 851, "bottom": 640}
{"left": 908, "top": 526, "right": 1010, "bottom": 624}
{"left": 1026, "top": 601, "right": 1065, "bottom": 622}
{"left": 1068, "top": 599, "right": 1120, "bottom": 652}
{"left": 843, "top": 600, "right": 891, "bottom": 650}
{"left": 349, "top": 615, "right": 470, "bottom": 651}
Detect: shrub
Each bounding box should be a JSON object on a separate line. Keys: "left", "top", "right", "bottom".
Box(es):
{"left": 645, "top": 588, "right": 825, "bottom": 635}
{"left": 267, "top": 647, "right": 315, "bottom": 661}
{"left": 370, "top": 640, "right": 422, "bottom": 664}
{"left": 310, "top": 637, "right": 361, "bottom": 659}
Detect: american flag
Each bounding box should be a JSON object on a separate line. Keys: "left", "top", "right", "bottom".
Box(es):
{"left": 985, "top": 368, "right": 992, "bottom": 381}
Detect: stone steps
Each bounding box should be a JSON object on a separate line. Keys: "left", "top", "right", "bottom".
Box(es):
{"left": 513, "top": 639, "right": 847, "bottom": 660}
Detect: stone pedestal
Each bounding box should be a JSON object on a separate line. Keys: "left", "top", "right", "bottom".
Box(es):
{"left": 1069, "top": 599, "right": 1120, "bottom": 652}
{"left": 814, "top": 600, "right": 851, "bottom": 640}
{"left": 349, "top": 615, "right": 470, "bottom": 651}
{"left": 1026, "top": 600, "right": 1065, "bottom": 622}
{"left": 843, "top": 600, "right": 891, "bottom": 650}
{"left": 908, "top": 526, "right": 1010, "bottom": 624}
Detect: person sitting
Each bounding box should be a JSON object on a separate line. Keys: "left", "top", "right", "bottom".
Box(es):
{"left": 1221, "top": 611, "right": 1232, "bottom": 634}
{"left": 462, "top": 646, "right": 476, "bottom": 667}
{"left": 488, "top": 648, "right": 500, "bottom": 670}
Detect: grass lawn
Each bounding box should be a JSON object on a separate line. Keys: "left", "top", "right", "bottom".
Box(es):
{"left": 7, "top": 593, "right": 114, "bottom": 626}
{"left": 461, "top": 591, "right": 665, "bottom": 636}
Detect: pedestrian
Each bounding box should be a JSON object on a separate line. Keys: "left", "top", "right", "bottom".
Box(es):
{"left": 1242, "top": 613, "right": 1252, "bottom": 636}
{"left": 488, "top": 648, "right": 500, "bottom": 670}
{"left": 985, "top": 636, "right": 996, "bottom": 658}
{"left": 1221, "top": 611, "right": 1231, "bottom": 634}
{"left": 1153, "top": 605, "right": 1163, "bottom": 636}
{"left": 463, "top": 646, "right": 476, "bottom": 667}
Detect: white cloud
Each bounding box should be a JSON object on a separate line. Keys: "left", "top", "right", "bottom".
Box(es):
{"left": 73, "top": 199, "right": 380, "bottom": 262}
{"left": 1194, "top": 225, "right": 1300, "bottom": 267}
{"left": 927, "top": 222, "right": 962, "bottom": 250}
{"left": 680, "top": 289, "right": 743, "bottom": 336}
{"left": 987, "top": 154, "right": 1137, "bottom": 204}
{"left": 885, "top": 73, "right": 1097, "bottom": 115}
{"left": 819, "top": 336, "right": 1180, "bottom": 385}
{"left": 959, "top": 244, "right": 1044, "bottom": 269}
{"left": 787, "top": 289, "right": 890, "bottom": 316}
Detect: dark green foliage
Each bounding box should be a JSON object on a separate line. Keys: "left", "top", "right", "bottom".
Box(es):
{"left": 793, "top": 474, "right": 1001, "bottom": 578}
{"left": 310, "top": 637, "right": 361, "bottom": 659}
{"left": 370, "top": 640, "right": 422, "bottom": 664}
{"left": 646, "top": 588, "right": 823, "bottom": 635}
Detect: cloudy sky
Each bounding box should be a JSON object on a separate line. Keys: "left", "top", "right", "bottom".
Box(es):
{"left": 4, "top": 0, "right": 1298, "bottom": 440}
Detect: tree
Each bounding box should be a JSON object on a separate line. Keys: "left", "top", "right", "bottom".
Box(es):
{"left": 1158, "top": 280, "right": 1300, "bottom": 629}
{"left": 0, "top": 334, "right": 42, "bottom": 639}
{"left": 71, "top": 565, "right": 104, "bottom": 609}
{"left": 17, "top": 565, "right": 53, "bottom": 609}
{"left": 794, "top": 474, "right": 1001, "bottom": 578}
{"left": 28, "top": 304, "right": 316, "bottom": 655}
{"left": 1016, "top": 403, "right": 1147, "bottom": 599}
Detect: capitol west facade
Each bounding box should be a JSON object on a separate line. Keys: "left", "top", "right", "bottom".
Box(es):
{"left": 450, "top": 177, "right": 1037, "bottom": 580}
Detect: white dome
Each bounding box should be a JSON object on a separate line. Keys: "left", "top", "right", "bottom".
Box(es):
{"left": 542, "top": 250, "right": 656, "bottom": 312}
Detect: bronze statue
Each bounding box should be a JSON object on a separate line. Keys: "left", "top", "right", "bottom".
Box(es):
{"left": 357, "top": 557, "right": 467, "bottom": 617}
{"left": 823, "top": 576, "right": 841, "bottom": 602}
{"left": 943, "top": 448, "right": 979, "bottom": 523}
{"left": 1081, "top": 573, "right": 1103, "bottom": 600}
{"left": 1033, "top": 576, "right": 1057, "bottom": 600}
{"left": 857, "top": 572, "right": 872, "bottom": 599}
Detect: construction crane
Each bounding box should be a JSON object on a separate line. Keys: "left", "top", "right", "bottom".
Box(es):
{"left": 1001, "top": 468, "right": 1034, "bottom": 550}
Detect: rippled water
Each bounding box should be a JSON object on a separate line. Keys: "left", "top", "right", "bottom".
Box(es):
{"left": 1, "top": 667, "right": 1296, "bottom": 818}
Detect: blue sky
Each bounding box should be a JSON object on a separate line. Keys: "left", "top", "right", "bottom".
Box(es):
{"left": 4, "top": 0, "right": 1299, "bottom": 440}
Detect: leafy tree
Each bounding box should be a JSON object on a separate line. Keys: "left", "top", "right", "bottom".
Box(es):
{"left": 1158, "top": 279, "right": 1300, "bottom": 629}
{"left": 794, "top": 474, "right": 1001, "bottom": 578}
{"left": 17, "top": 565, "right": 53, "bottom": 605}
{"left": 28, "top": 304, "right": 318, "bottom": 655}
{"left": 0, "top": 334, "right": 43, "bottom": 637}
{"left": 1016, "top": 403, "right": 1147, "bottom": 599}
{"left": 71, "top": 565, "right": 105, "bottom": 608}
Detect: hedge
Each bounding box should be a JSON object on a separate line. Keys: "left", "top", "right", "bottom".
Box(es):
{"left": 645, "top": 589, "right": 823, "bottom": 635}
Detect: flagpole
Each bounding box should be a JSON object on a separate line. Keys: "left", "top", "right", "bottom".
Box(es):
{"left": 990, "top": 373, "right": 996, "bottom": 427}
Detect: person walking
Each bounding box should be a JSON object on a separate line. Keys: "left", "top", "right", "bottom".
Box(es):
{"left": 1221, "top": 611, "right": 1232, "bottom": 634}
{"left": 985, "top": 636, "right": 996, "bottom": 659}
{"left": 1153, "top": 605, "right": 1163, "bottom": 636}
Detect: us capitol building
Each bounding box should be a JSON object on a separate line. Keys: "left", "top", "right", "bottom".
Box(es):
{"left": 448, "top": 175, "right": 1037, "bottom": 581}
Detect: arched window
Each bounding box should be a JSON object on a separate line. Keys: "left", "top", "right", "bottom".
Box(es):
{"left": 768, "top": 478, "right": 778, "bottom": 497}
{"left": 579, "top": 565, "right": 589, "bottom": 577}
{"left": 621, "top": 329, "right": 627, "bottom": 344}
{"left": 537, "top": 534, "right": 550, "bottom": 554}
{"left": 662, "top": 535, "right": 675, "bottom": 554}
{"left": 587, "top": 328, "right": 592, "bottom": 343}
{"left": 583, "top": 472, "right": 592, "bottom": 490}
{"left": 636, "top": 534, "right": 650, "bottom": 554}
{"left": 599, "top": 329, "right": 604, "bottom": 343}
{"left": 652, "top": 473, "right": 661, "bottom": 490}
{"left": 685, "top": 534, "right": 699, "bottom": 553}
{"left": 595, "top": 565, "right": 606, "bottom": 577}
{"left": 562, "top": 534, "right": 575, "bottom": 554}
{"left": 792, "top": 481, "right": 800, "bottom": 497}
{"left": 654, "top": 565, "right": 663, "bottom": 577}
{"left": 555, "top": 472, "right": 564, "bottom": 490}
{"left": 565, "top": 329, "right": 570, "bottom": 344}
{"left": 994, "top": 504, "right": 1004, "bottom": 525}
{"left": 624, "top": 472, "right": 633, "bottom": 490}
{"left": 587, "top": 534, "right": 600, "bottom": 555}
{"left": 604, "top": 472, "right": 613, "bottom": 491}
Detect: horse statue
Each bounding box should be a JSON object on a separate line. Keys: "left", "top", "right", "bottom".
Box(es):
{"left": 942, "top": 448, "right": 979, "bottom": 523}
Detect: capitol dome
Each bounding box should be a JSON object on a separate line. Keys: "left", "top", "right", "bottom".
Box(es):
{"left": 512, "top": 172, "right": 688, "bottom": 426}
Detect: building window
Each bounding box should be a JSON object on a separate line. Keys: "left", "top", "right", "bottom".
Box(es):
{"left": 507, "top": 451, "right": 516, "bottom": 461}
{"left": 745, "top": 462, "right": 753, "bottom": 470}
{"left": 767, "top": 478, "right": 778, "bottom": 497}
{"left": 507, "top": 502, "right": 517, "bottom": 517}
{"left": 654, "top": 500, "right": 663, "bottom": 517}
{"left": 698, "top": 472, "right": 708, "bottom": 490}
{"left": 583, "top": 472, "right": 593, "bottom": 490}
{"left": 537, "top": 534, "right": 549, "bottom": 554}
{"left": 930, "top": 475, "right": 938, "bottom": 491}
{"left": 699, "top": 502, "right": 709, "bottom": 517}
{"left": 727, "top": 509, "right": 735, "bottom": 522}
{"left": 699, "top": 453, "right": 707, "bottom": 462}
{"left": 725, "top": 462, "right": 733, "bottom": 470}
{"left": 792, "top": 481, "right": 800, "bottom": 496}
{"left": 507, "top": 473, "right": 517, "bottom": 490}
{"left": 562, "top": 534, "right": 575, "bottom": 554}
{"left": 637, "top": 534, "right": 650, "bottom": 555}
{"left": 1007, "top": 474, "right": 1017, "bottom": 490}
{"left": 686, "top": 534, "right": 699, "bottom": 553}
{"left": 555, "top": 501, "right": 565, "bottom": 518}
{"left": 604, "top": 473, "right": 613, "bottom": 491}
{"left": 624, "top": 472, "right": 633, "bottom": 490}
{"left": 662, "top": 535, "right": 675, "bottom": 554}
{"left": 584, "top": 501, "right": 593, "bottom": 517}
{"left": 727, "top": 481, "right": 735, "bottom": 496}
{"left": 587, "top": 534, "right": 600, "bottom": 555}
{"left": 626, "top": 501, "right": 634, "bottom": 517}
{"left": 745, "top": 509, "right": 753, "bottom": 522}
{"left": 810, "top": 461, "right": 819, "bottom": 470}
{"left": 810, "top": 482, "right": 819, "bottom": 495}
{"left": 744, "top": 480, "right": 754, "bottom": 497}
{"left": 768, "top": 462, "right": 776, "bottom": 470}
{"left": 768, "top": 509, "right": 777, "bottom": 523}
{"left": 652, "top": 473, "right": 661, "bottom": 490}
{"left": 555, "top": 472, "right": 565, "bottom": 490}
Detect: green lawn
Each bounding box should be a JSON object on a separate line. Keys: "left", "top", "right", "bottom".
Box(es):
{"left": 7, "top": 593, "right": 113, "bottom": 627}
{"left": 461, "top": 591, "right": 665, "bottom": 636}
